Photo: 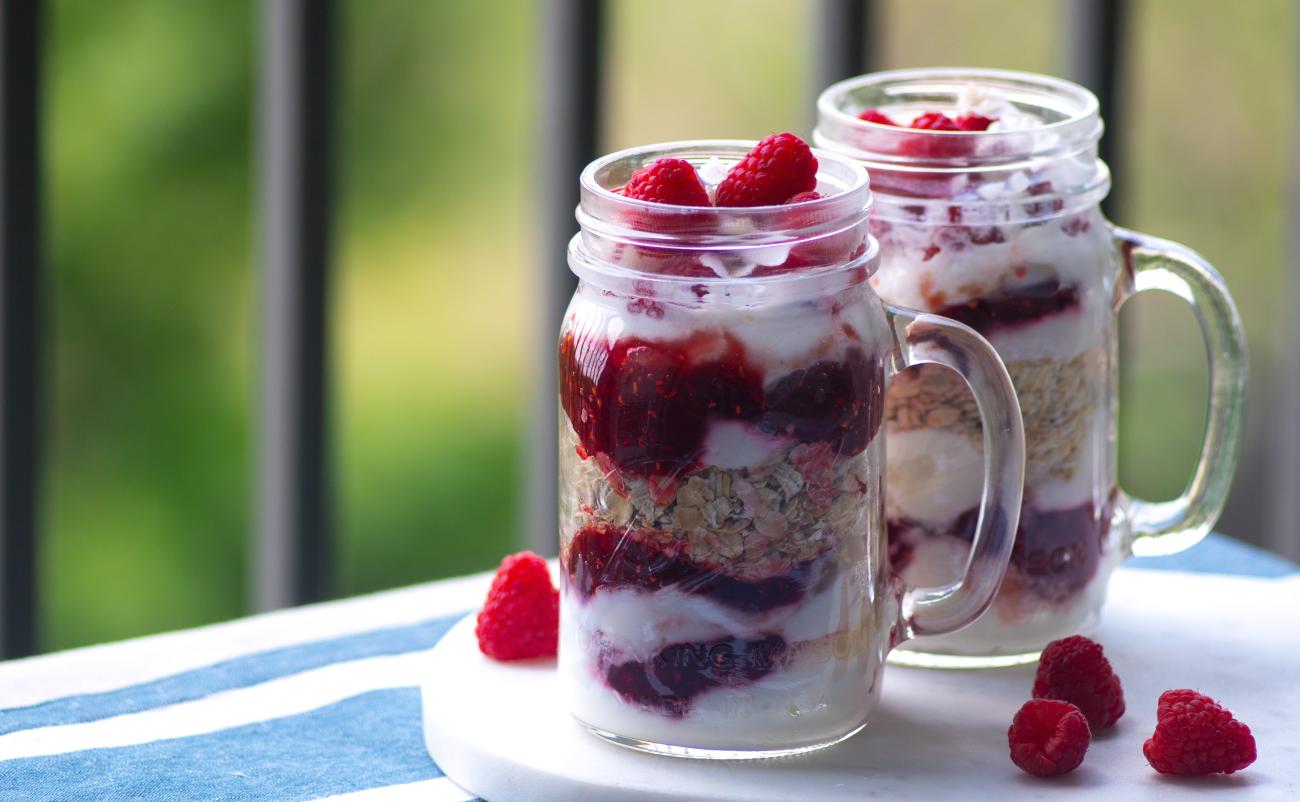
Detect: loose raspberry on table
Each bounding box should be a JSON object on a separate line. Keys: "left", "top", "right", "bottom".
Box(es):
{"left": 621, "top": 157, "right": 711, "bottom": 206}
{"left": 1008, "top": 699, "right": 1091, "bottom": 778}
{"left": 475, "top": 551, "right": 559, "bottom": 661}
{"left": 858, "top": 109, "right": 897, "bottom": 125}
{"left": 1143, "top": 689, "right": 1256, "bottom": 776}
{"left": 1157, "top": 688, "right": 1208, "bottom": 719}
{"left": 1032, "top": 635, "right": 1126, "bottom": 729}
{"left": 715, "top": 132, "right": 818, "bottom": 207}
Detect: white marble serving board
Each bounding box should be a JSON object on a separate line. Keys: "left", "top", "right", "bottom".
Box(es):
{"left": 422, "top": 569, "right": 1300, "bottom": 801}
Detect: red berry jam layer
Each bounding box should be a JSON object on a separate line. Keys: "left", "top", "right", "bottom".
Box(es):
{"left": 567, "top": 524, "right": 832, "bottom": 614}
{"left": 602, "top": 634, "right": 788, "bottom": 717}
{"left": 935, "top": 284, "right": 1080, "bottom": 337}
{"left": 1006, "top": 502, "right": 1108, "bottom": 602}
{"left": 559, "top": 330, "right": 883, "bottom": 478}
{"left": 889, "top": 499, "right": 1105, "bottom": 604}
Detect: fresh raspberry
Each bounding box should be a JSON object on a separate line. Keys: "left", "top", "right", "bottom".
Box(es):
{"left": 955, "top": 112, "right": 995, "bottom": 131}
{"left": 897, "top": 112, "right": 977, "bottom": 160}
{"left": 1008, "top": 699, "right": 1091, "bottom": 778}
{"left": 1157, "top": 688, "right": 1208, "bottom": 719}
{"left": 475, "top": 551, "right": 559, "bottom": 661}
{"left": 1143, "top": 690, "right": 1256, "bottom": 775}
{"left": 1032, "top": 635, "right": 1126, "bottom": 729}
{"left": 778, "top": 190, "right": 824, "bottom": 233}
{"left": 715, "top": 132, "right": 818, "bottom": 207}
{"left": 857, "top": 109, "right": 897, "bottom": 125}
{"left": 910, "top": 111, "right": 960, "bottom": 131}
{"left": 621, "top": 157, "right": 710, "bottom": 206}
{"left": 772, "top": 189, "right": 865, "bottom": 273}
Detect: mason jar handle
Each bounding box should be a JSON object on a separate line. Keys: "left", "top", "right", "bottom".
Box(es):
{"left": 884, "top": 305, "right": 1025, "bottom": 639}
{"left": 1111, "top": 228, "right": 1248, "bottom": 557}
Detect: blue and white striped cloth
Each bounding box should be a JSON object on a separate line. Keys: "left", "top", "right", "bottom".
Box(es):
{"left": 0, "top": 535, "right": 1293, "bottom": 801}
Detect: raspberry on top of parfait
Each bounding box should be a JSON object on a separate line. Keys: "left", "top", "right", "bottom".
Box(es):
{"left": 857, "top": 108, "right": 996, "bottom": 132}
{"left": 607, "top": 134, "right": 862, "bottom": 277}
{"left": 616, "top": 133, "right": 823, "bottom": 209}
{"left": 622, "top": 157, "right": 711, "bottom": 206}
{"left": 857, "top": 108, "right": 998, "bottom": 160}
{"left": 714, "top": 132, "right": 818, "bottom": 207}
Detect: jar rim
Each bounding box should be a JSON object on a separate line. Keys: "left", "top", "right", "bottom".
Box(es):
{"left": 568, "top": 231, "right": 879, "bottom": 299}
{"left": 814, "top": 68, "right": 1110, "bottom": 220}
{"left": 814, "top": 67, "right": 1103, "bottom": 169}
{"left": 578, "top": 138, "right": 872, "bottom": 234}
{"left": 570, "top": 139, "right": 880, "bottom": 297}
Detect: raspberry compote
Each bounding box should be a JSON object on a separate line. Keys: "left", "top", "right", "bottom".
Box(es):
{"left": 558, "top": 139, "right": 1026, "bottom": 757}
{"left": 816, "top": 69, "right": 1247, "bottom": 666}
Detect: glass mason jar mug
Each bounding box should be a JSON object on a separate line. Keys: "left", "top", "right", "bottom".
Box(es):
{"left": 814, "top": 68, "right": 1248, "bottom": 667}
{"left": 556, "top": 140, "right": 1026, "bottom": 758}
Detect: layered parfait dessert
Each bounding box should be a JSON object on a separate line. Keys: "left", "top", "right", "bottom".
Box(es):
{"left": 817, "top": 72, "right": 1120, "bottom": 661}
{"left": 558, "top": 136, "right": 895, "bottom": 753}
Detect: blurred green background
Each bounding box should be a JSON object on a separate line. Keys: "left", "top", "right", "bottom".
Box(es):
{"left": 39, "top": 0, "right": 1296, "bottom": 650}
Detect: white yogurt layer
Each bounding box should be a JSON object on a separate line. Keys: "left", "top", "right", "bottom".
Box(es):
{"left": 567, "top": 279, "right": 886, "bottom": 387}
{"left": 562, "top": 647, "right": 880, "bottom": 752}
{"left": 558, "top": 571, "right": 887, "bottom": 751}
{"left": 700, "top": 421, "right": 791, "bottom": 469}
{"left": 1028, "top": 406, "right": 1108, "bottom": 511}
{"left": 897, "top": 529, "right": 970, "bottom": 589}
{"left": 564, "top": 561, "right": 851, "bottom": 663}
{"left": 886, "top": 403, "right": 1104, "bottom": 523}
{"left": 885, "top": 428, "right": 983, "bottom": 526}
{"left": 955, "top": 84, "right": 1044, "bottom": 134}
{"left": 870, "top": 213, "right": 1111, "bottom": 317}
{"left": 983, "top": 303, "right": 1100, "bottom": 363}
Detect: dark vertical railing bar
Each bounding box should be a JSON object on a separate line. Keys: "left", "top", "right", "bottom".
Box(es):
{"left": 1065, "top": 0, "right": 1125, "bottom": 221}
{"left": 527, "top": 0, "right": 604, "bottom": 556}
{"left": 1065, "top": 0, "right": 1135, "bottom": 449}
{"left": 1270, "top": 14, "right": 1300, "bottom": 562}
{"left": 0, "top": 0, "right": 42, "bottom": 658}
{"left": 813, "top": 0, "right": 872, "bottom": 123}
{"left": 256, "top": 0, "right": 335, "bottom": 610}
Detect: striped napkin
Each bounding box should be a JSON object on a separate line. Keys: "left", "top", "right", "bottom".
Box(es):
{"left": 0, "top": 535, "right": 1291, "bottom": 802}
{"left": 0, "top": 575, "right": 494, "bottom": 801}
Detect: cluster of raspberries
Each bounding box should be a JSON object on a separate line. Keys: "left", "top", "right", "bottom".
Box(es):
{"left": 1009, "top": 635, "right": 1257, "bottom": 778}
{"left": 856, "top": 107, "right": 995, "bottom": 159}
{"left": 858, "top": 107, "right": 993, "bottom": 131}
{"left": 620, "top": 132, "right": 821, "bottom": 207}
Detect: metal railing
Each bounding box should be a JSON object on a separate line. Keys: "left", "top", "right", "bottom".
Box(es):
{"left": 1, "top": 0, "right": 42, "bottom": 658}
{"left": 256, "top": 0, "right": 335, "bottom": 613}
{"left": 0, "top": 0, "right": 1291, "bottom": 659}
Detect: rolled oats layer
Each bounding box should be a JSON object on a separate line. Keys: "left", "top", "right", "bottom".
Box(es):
{"left": 561, "top": 423, "right": 873, "bottom": 582}
{"left": 886, "top": 348, "right": 1100, "bottom": 485}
